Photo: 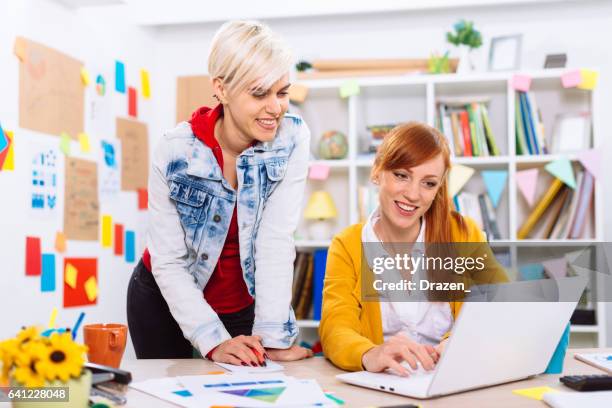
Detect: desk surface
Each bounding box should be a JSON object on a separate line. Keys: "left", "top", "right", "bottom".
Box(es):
{"left": 120, "top": 348, "right": 609, "bottom": 407}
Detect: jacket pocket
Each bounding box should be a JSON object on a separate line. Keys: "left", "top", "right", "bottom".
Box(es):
{"left": 169, "top": 177, "right": 211, "bottom": 226}
{"left": 263, "top": 158, "right": 288, "bottom": 198}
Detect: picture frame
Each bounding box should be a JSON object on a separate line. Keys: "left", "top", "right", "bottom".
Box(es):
{"left": 488, "top": 34, "right": 522, "bottom": 71}
{"left": 549, "top": 112, "right": 592, "bottom": 153}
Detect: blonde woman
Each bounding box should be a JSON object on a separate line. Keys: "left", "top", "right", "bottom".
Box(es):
{"left": 127, "top": 21, "right": 312, "bottom": 365}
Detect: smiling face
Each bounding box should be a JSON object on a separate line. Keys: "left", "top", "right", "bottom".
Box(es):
{"left": 374, "top": 153, "right": 446, "bottom": 233}
{"left": 216, "top": 74, "right": 291, "bottom": 143}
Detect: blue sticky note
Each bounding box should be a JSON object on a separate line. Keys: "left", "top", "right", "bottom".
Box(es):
{"left": 41, "top": 253, "right": 56, "bottom": 292}
{"left": 518, "top": 263, "right": 544, "bottom": 281}
{"left": 115, "top": 60, "right": 126, "bottom": 93}
{"left": 125, "top": 230, "right": 135, "bottom": 263}
{"left": 0, "top": 123, "right": 7, "bottom": 152}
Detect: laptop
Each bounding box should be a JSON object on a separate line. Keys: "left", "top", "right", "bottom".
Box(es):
{"left": 336, "top": 276, "right": 587, "bottom": 399}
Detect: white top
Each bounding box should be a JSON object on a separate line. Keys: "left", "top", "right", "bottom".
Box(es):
{"left": 362, "top": 207, "right": 453, "bottom": 345}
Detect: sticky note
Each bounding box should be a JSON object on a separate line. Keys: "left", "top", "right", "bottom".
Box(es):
{"left": 512, "top": 386, "right": 557, "bottom": 401}
{"left": 308, "top": 164, "right": 331, "bottom": 180}
{"left": 577, "top": 150, "right": 600, "bottom": 179}
{"left": 578, "top": 69, "right": 598, "bottom": 90}
{"left": 41, "top": 254, "right": 56, "bottom": 292}
{"left": 138, "top": 188, "right": 148, "bottom": 210}
{"left": 125, "top": 230, "right": 135, "bottom": 263}
{"left": 101, "top": 215, "right": 112, "bottom": 248}
{"left": 48, "top": 307, "right": 58, "bottom": 328}
{"left": 59, "top": 132, "right": 71, "bottom": 156}
{"left": 84, "top": 276, "right": 98, "bottom": 302}
{"left": 25, "top": 236, "right": 41, "bottom": 276}
{"left": 128, "top": 86, "right": 138, "bottom": 117}
{"left": 511, "top": 74, "right": 532, "bottom": 92}
{"left": 54, "top": 232, "right": 66, "bottom": 253}
{"left": 80, "top": 67, "right": 91, "bottom": 86}
{"left": 339, "top": 80, "right": 360, "bottom": 98}
{"left": 115, "top": 60, "right": 126, "bottom": 93}
{"left": 78, "top": 133, "right": 91, "bottom": 153}
{"left": 289, "top": 83, "right": 309, "bottom": 103}
{"left": 0, "top": 130, "right": 12, "bottom": 170}
{"left": 481, "top": 170, "right": 508, "bottom": 208}
{"left": 543, "top": 257, "right": 567, "bottom": 279}
{"left": 65, "top": 263, "right": 78, "bottom": 289}
{"left": 516, "top": 168, "right": 538, "bottom": 207}
{"left": 0, "top": 124, "right": 7, "bottom": 152}
{"left": 561, "top": 70, "right": 582, "bottom": 88}
{"left": 13, "top": 37, "right": 26, "bottom": 61}
{"left": 141, "top": 69, "right": 151, "bottom": 99}
{"left": 448, "top": 164, "right": 475, "bottom": 197}
{"left": 2, "top": 131, "right": 14, "bottom": 171}
{"left": 114, "top": 224, "right": 124, "bottom": 256}
{"left": 545, "top": 157, "right": 576, "bottom": 189}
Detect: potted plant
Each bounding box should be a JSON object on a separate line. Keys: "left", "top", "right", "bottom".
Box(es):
{"left": 0, "top": 326, "right": 91, "bottom": 408}
{"left": 447, "top": 19, "right": 483, "bottom": 73}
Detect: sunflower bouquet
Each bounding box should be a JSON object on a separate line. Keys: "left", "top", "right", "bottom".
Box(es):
{"left": 0, "top": 326, "right": 88, "bottom": 387}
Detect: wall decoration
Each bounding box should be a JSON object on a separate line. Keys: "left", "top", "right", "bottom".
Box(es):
{"left": 63, "top": 258, "right": 98, "bottom": 307}
{"left": 99, "top": 140, "right": 121, "bottom": 197}
{"left": 30, "top": 147, "right": 58, "bottom": 215}
{"left": 64, "top": 157, "right": 99, "bottom": 240}
{"left": 116, "top": 118, "right": 148, "bottom": 191}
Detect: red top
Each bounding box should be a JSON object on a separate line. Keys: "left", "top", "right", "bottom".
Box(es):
{"left": 142, "top": 104, "right": 254, "bottom": 316}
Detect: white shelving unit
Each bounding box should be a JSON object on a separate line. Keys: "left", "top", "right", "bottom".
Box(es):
{"left": 294, "top": 68, "right": 606, "bottom": 347}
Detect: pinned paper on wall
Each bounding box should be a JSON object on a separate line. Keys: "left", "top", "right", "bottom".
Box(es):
{"left": 512, "top": 386, "right": 557, "bottom": 401}
{"left": 114, "top": 224, "right": 124, "bottom": 256}
{"left": 100, "top": 140, "right": 121, "bottom": 197}
{"left": 13, "top": 37, "right": 26, "bottom": 61}
{"left": 125, "top": 230, "right": 136, "bottom": 263}
{"left": 41, "top": 254, "right": 56, "bottom": 292}
{"left": 289, "top": 84, "right": 309, "bottom": 104}
{"left": 96, "top": 74, "right": 106, "bottom": 96}
{"left": 55, "top": 231, "right": 66, "bottom": 253}
{"left": 518, "top": 263, "right": 544, "bottom": 281}
{"left": 545, "top": 157, "right": 576, "bottom": 189}
{"left": 576, "top": 150, "right": 601, "bottom": 179}
{"left": 339, "top": 80, "right": 360, "bottom": 98}
{"left": 25, "top": 236, "right": 42, "bottom": 276}
{"left": 176, "top": 75, "right": 217, "bottom": 123}
{"left": 78, "top": 133, "right": 91, "bottom": 153}
{"left": 542, "top": 257, "right": 568, "bottom": 279}
{"left": 577, "top": 69, "right": 599, "bottom": 90}
{"left": 138, "top": 188, "right": 148, "bottom": 210}
{"left": 64, "top": 157, "right": 99, "bottom": 240}
{"left": 448, "top": 164, "right": 475, "bottom": 197}
{"left": 80, "top": 67, "right": 90, "bottom": 86}
{"left": 17, "top": 37, "right": 84, "bottom": 138}
{"left": 101, "top": 215, "right": 113, "bottom": 248}
{"left": 308, "top": 164, "right": 330, "bottom": 181}
{"left": 1, "top": 130, "right": 15, "bottom": 171}
{"left": 115, "top": 60, "right": 126, "bottom": 93}
{"left": 141, "top": 69, "right": 151, "bottom": 99}
{"left": 59, "top": 132, "right": 71, "bottom": 156}
{"left": 481, "top": 170, "right": 508, "bottom": 208}
{"left": 30, "top": 148, "right": 58, "bottom": 215}
{"left": 128, "top": 86, "right": 138, "bottom": 118}
{"left": 63, "top": 258, "right": 98, "bottom": 307}
{"left": 516, "top": 168, "right": 539, "bottom": 207}
{"left": 116, "top": 118, "right": 149, "bottom": 191}
{"left": 511, "top": 74, "right": 532, "bottom": 92}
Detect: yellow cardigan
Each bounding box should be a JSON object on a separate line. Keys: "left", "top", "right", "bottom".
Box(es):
{"left": 319, "top": 216, "right": 508, "bottom": 371}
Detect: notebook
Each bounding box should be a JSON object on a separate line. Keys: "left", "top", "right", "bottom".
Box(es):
{"left": 575, "top": 353, "right": 612, "bottom": 374}
{"left": 543, "top": 390, "right": 612, "bottom": 408}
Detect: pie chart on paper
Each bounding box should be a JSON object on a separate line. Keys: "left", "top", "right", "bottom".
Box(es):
{"left": 221, "top": 386, "right": 286, "bottom": 403}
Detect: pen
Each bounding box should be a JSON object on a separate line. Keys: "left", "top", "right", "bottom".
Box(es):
{"left": 249, "top": 347, "right": 267, "bottom": 367}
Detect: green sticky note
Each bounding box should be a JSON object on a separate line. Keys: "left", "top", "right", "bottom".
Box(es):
{"left": 60, "top": 132, "right": 71, "bottom": 156}
{"left": 339, "top": 80, "right": 360, "bottom": 98}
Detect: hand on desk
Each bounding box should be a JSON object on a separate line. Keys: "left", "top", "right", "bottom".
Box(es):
{"left": 211, "top": 335, "right": 267, "bottom": 366}
{"left": 361, "top": 334, "right": 439, "bottom": 377}
{"left": 265, "top": 344, "right": 314, "bottom": 361}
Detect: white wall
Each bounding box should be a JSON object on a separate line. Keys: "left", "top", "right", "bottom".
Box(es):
{"left": 0, "top": 0, "right": 158, "bottom": 358}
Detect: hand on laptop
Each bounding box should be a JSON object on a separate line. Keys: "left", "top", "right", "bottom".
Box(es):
{"left": 361, "top": 334, "right": 438, "bottom": 376}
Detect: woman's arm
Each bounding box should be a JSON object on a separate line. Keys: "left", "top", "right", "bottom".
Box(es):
{"left": 252, "top": 119, "right": 310, "bottom": 349}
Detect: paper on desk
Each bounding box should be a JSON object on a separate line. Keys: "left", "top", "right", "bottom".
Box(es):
{"left": 543, "top": 390, "right": 612, "bottom": 408}
{"left": 215, "top": 359, "right": 284, "bottom": 373}
{"left": 130, "top": 377, "right": 196, "bottom": 407}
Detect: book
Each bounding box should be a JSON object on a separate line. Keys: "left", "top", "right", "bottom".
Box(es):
{"left": 450, "top": 111, "right": 463, "bottom": 156}
{"left": 481, "top": 104, "right": 500, "bottom": 156}
{"left": 542, "top": 186, "right": 570, "bottom": 239}
{"left": 292, "top": 252, "right": 310, "bottom": 310}
{"left": 459, "top": 111, "right": 473, "bottom": 156}
{"left": 457, "top": 192, "right": 484, "bottom": 230}
{"left": 478, "top": 193, "right": 501, "bottom": 240}
{"left": 312, "top": 249, "right": 329, "bottom": 320}
{"left": 295, "top": 254, "right": 314, "bottom": 319}
{"left": 569, "top": 170, "right": 594, "bottom": 239}
{"left": 515, "top": 93, "right": 528, "bottom": 155}
{"left": 439, "top": 104, "right": 456, "bottom": 156}
{"left": 517, "top": 178, "right": 564, "bottom": 239}
{"left": 559, "top": 169, "right": 585, "bottom": 239}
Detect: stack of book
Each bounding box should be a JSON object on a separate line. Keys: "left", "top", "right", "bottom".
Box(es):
{"left": 453, "top": 192, "right": 501, "bottom": 240}
{"left": 517, "top": 167, "right": 594, "bottom": 239}
{"left": 292, "top": 250, "right": 328, "bottom": 320}
{"left": 515, "top": 91, "right": 548, "bottom": 155}
{"left": 435, "top": 98, "right": 500, "bottom": 157}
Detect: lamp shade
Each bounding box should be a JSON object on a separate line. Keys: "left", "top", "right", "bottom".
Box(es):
{"left": 304, "top": 191, "right": 337, "bottom": 220}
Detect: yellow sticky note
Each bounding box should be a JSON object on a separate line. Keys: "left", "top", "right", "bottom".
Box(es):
{"left": 101, "top": 215, "right": 112, "bottom": 248}
{"left": 141, "top": 69, "right": 151, "bottom": 99}
{"left": 59, "top": 132, "right": 71, "bottom": 156}
{"left": 289, "top": 83, "right": 309, "bottom": 104}
{"left": 577, "top": 69, "right": 599, "bottom": 90}
{"left": 78, "top": 133, "right": 91, "bottom": 153}
{"left": 3, "top": 130, "right": 14, "bottom": 171}
{"left": 65, "top": 263, "right": 78, "bottom": 289}
{"left": 55, "top": 232, "right": 66, "bottom": 253}
{"left": 80, "top": 67, "right": 91, "bottom": 86}
{"left": 48, "top": 307, "right": 58, "bottom": 328}
{"left": 339, "top": 80, "right": 360, "bottom": 98}
{"left": 84, "top": 276, "right": 98, "bottom": 302}
{"left": 448, "top": 164, "right": 475, "bottom": 197}
{"left": 512, "top": 386, "right": 558, "bottom": 401}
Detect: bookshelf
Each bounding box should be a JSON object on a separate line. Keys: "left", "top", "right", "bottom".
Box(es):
{"left": 293, "top": 68, "right": 606, "bottom": 347}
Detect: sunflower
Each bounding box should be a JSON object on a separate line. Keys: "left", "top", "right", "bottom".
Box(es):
{"left": 33, "top": 332, "right": 87, "bottom": 382}
{"left": 12, "top": 343, "right": 46, "bottom": 388}
{"left": 0, "top": 339, "right": 19, "bottom": 384}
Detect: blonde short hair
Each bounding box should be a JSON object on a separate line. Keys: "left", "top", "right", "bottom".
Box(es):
{"left": 208, "top": 20, "right": 293, "bottom": 95}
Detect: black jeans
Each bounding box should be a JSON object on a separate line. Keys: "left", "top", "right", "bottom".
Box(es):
{"left": 126, "top": 259, "right": 254, "bottom": 359}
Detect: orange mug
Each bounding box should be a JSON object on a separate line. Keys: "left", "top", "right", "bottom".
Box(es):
{"left": 83, "top": 323, "right": 128, "bottom": 368}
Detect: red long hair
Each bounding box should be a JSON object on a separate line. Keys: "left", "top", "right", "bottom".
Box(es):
{"left": 371, "top": 122, "right": 466, "bottom": 243}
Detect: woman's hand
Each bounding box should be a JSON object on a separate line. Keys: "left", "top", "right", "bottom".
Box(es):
{"left": 265, "top": 344, "right": 314, "bottom": 361}
{"left": 435, "top": 339, "right": 448, "bottom": 356}
{"left": 361, "top": 334, "right": 438, "bottom": 376}
{"left": 211, "top": 335, "right": 266, "bottom": 366}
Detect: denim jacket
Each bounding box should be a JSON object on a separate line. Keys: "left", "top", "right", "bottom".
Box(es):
{"left": 147, "top": 112, "right": 310, "bottom": 356}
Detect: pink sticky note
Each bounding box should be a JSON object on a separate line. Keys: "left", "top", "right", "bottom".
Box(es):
{"left": 512, "top": 74, "right": 532, "bottom": 92}
{"left": 577, "top": 150, "right": 601, "bottom": 180}
{"left": 308, "top": 164, "right": 330, "bottom": 180}
{"left": 561, "top": 70, "right": 582, "bottom": 88}
{"left": 542, "top": 258, "right": 567, "bottom": 279}
{"left": 516, "top": 168, "right": 538, "bottom": 207}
